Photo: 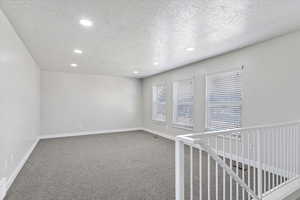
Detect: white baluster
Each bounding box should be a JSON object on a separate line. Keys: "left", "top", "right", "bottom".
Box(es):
{"left": 223, "top": 135, "right": 226, "bottom": 200}
{"left": 277, "top": 128, "right": 281, "bottom": 186}
{"left": 295, "top": 127, "right": 297, "bottom": 177}
{"left": 253, "top": 132, "right": 256, "bottom": 196}
{"left": 236, "top": 133, "right": 239, "bottom": 200}
{"left": 287, "top": 128, "right": 290, "bottom": 180}
{"left": 275, "top": 128, "right": 279, "bottom": 187}
{"left": 295, "top": 126, "right": 300, "bottom": 175}
{"left": 257, "top": 130, "right": 262, "bottom": 199}
{"left": 282, "top": 127, "right": 285, "bottom": 183}
{"left": 208, "top": 137, "right": 211, "bottom": 200}
{"left": 216, "top": 136, "right": 219, "bottom": 200}
{"left": 248, "top": 133, "right": 251, "bottom": 200}
{"left": 264, "top": 131, "right": 267, "bottom": 193}
{"left": 199, "top": 149, "right": 202, "bottom": 200}
{"left": 190, "top": 146, "right": 193, "bottom": 200}
{"left": 242, "top": 132, "right": 245, "bottom": 200}
{"left": 230, "top": 135, "right": 233, "bottom": 200}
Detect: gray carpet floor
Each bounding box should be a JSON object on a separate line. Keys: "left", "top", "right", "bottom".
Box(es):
{"left": 5, "top": 131, "right": 256, "bottom": 200}
{"left": 5, "top": 131, "right": 176, "bottom": 200}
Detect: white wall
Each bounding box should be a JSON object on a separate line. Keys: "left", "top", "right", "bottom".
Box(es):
{"left": 142, "top": 30, "right": 300, "bottom": 138}
{"left": 0, "top": 9, "right": 40, "bottom": 186}
{"left": 41, "top": 71, "right": 142, "bottom": 136}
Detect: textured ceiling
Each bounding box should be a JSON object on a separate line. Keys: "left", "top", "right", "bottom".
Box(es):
{"left": 1, "top": 0, "right": 300, "bottom": 78}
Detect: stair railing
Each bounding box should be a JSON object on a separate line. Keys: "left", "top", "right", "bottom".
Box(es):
{"left": 176, "top": 121, "right": 300, "bottom": 200}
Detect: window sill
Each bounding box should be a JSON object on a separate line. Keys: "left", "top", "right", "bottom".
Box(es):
{"left": 173, "top": 124, "right": 194, "bottom": 131}
{"left": 152, "top": 119, "right": 167, "bottom": 124}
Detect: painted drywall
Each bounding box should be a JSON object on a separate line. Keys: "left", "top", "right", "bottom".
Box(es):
{"left": 142, "top": 30, "right": 300, "bottom": 138}
{"left": 0, "top": 9, "right": 40, "bottom": 188}
{"left": 41, "top": 71, "right": 142, "bottom": 136}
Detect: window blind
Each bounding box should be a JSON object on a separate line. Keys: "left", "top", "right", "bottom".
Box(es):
{"left": 206, "top": 70, "right": 242, "bottom": 131}
{"left": 173, "top": 79, "right": 194, "bottom": 128}
{"left": 152, "top": 84, "right": 167, "bottom": 121}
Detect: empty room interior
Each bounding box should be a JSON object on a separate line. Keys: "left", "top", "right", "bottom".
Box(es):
{"left": 1, "top": 1, "right": 300, "bottom": 200}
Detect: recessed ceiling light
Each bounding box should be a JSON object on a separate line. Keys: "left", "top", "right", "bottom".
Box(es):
{"left": 133, "top": 70, "right": 139, "bottom": 74}
{"left": 73, "top": 49, "right": 83, "bottom": 54}
{"left": 79, "top": 19, "right": 93, "bottom": 27}
{"left": 70, "top": 63, "right": 78, "bottom": 67}
{"left": 186, "top": 47, "right": 195, "bottom": 51}
{"left": 153, "top": 62, "right": 159, "bottom": 66}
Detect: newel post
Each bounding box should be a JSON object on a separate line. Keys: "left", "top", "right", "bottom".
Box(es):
{"left": 257, "top": 129, "right": 263, "bottom": 199}
{"left": 176, "top": 137, "right": 185, "bottom": 200}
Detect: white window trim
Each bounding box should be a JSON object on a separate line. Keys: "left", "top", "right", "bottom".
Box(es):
{"left": 152, "top": 83, "right": 167, "bottom": 122}
{"left": 205, "top": 68, "right": 243, "bottom": 131}
{"left": 172, "top": 78, "right": 194, "bottom": 130}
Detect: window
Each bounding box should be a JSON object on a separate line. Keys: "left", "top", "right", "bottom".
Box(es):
{"left": 173, "top": 79, "right": 194, "bottom": 129}
{"left": 152, "top": 84, "right": 167, "bottom": 122}
{"left": 206, "top": 70, "right": 242, "bottom": 131}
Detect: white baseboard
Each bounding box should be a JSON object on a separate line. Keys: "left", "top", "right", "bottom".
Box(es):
{"left": 39, "top": 127, "right": 175, "bottom": 141}
{"left": 142, "top": 128, "right": 175, "bottom": 141}
{"left": 3, "top": 138, "right": 40, "bottom": 200}
{"left": 39, "top": 128, "right": 143, "bottom": 139}
{"left": 0, "top": 178, "right": 6, "bottom": 200}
